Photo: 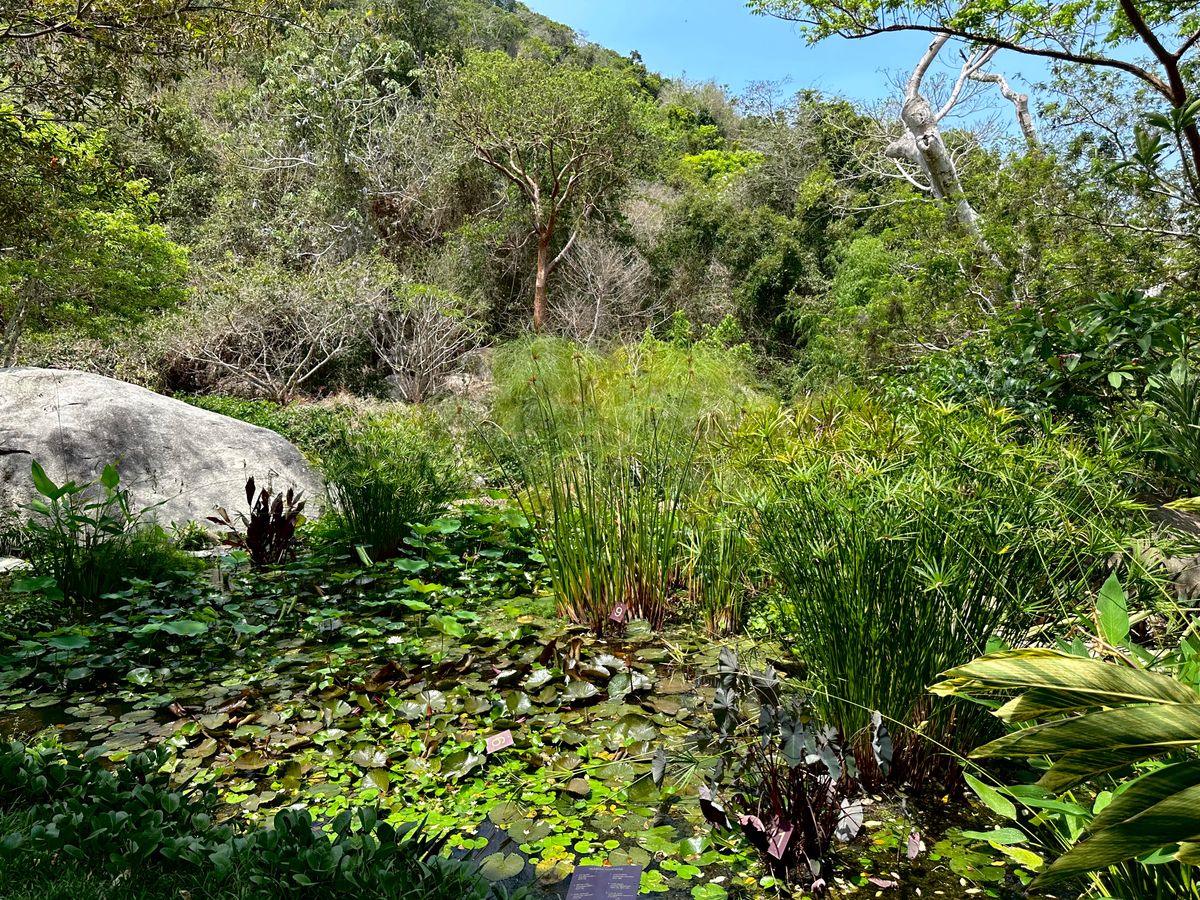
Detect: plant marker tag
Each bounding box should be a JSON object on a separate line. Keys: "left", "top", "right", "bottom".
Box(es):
{"left": 609, "top": 604, "right": 627, "bottom": 624}
{"left": 767, "top": 825, "right": 793, "bottom": 860}
{"left": 485, "top": 730, "right": 514, "bottom": 754}
{"left": 566, "top": 865, "right": 642, "bottom": 900}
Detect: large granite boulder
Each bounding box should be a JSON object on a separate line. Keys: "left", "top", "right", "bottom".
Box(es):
{"left": 0, "top": 368, "right": 320, "bottom": 526}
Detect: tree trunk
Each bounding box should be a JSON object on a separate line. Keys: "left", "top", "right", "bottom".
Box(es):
{"left": 0, "top": 280, "right": 34, "bottom": 368}
{"left": 533, "top": 230, "right": 551, "bottom": 332}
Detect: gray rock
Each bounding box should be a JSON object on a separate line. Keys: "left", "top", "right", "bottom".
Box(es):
{"left": 0, "top": 367, "right": 320, "bottom": 527}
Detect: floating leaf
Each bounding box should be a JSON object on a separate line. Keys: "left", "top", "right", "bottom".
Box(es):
{"left": 480, "top": 852, "right": 524, "bottom": 881}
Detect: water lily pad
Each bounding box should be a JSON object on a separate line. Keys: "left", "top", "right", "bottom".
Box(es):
{"left": 480, "top": 852, "right": 525, "bottom": 881}
{"left": 233, "top": 750, "right": 269, "bottom": 771}
{"left": 487, "top": 801, "right": 524, "bottom": 827}
{"left": 564, "top": 681, "right": 598, "bottom": 702}
{"left": 535, "top": 858, "right": 574, "bottom": 885}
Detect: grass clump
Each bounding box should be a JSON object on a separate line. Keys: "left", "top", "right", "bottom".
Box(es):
{"left": 760, "top": 394, "right": 1150, "bottom": 782}
{"left": 321, "top": 414, "right": 462, "bottom": 561}
{"left": 490, "top": 337, "right": 763, "bottom": 634}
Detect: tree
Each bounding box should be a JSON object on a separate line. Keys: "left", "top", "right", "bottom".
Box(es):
{"left": 0, "top": 109, "right": 188, "bottom": 365}
{"left": 1, "top": 0, "right": 286, "bottom": 117}
{"left": 750, "top": 0, "right": 1200, "bottom": 203}
{"left": 432, "top": 50, "right": 652, "bottom": 331}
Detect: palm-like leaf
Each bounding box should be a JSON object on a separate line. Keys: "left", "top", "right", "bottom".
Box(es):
{"left": 932, "top": 649, "right": 1200, "bottom": 888}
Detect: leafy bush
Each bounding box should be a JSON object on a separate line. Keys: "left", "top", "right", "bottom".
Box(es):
{"left": 321, "top": 417, "right": 461, "bottom": 561}
{"left": 177, "top": 395, "right": 353, "bottom": 459}
{"left": 1147, "top": 366, "right": 1200, "bottom": 492}
{"left": 760, "top": 396, "right": 1147, "bottom": 782}
{"left": 1008, "top": 288, "right": 1197, "bottom": 414}
{"left": 491, "top": 334, "right": 767, "bottom": 442}
{"left": 0, "top": 741, "right": 523, "bottom": 899}
{"left": 21, "top": 460, "right": 199, "bottom": 609}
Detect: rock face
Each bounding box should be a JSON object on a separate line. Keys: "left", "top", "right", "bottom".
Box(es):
{"left": 0, "top": 368, "right": 320, "bottom": 527}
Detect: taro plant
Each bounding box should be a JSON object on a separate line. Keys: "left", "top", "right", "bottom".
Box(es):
{"left": 320, "top": 418, "right": 461, "bottom": 561}
{"left": 20, "top": 460, "right": 193, "bottom": 608}
{"left": 208, "top": 476, "right": 305, "bottom": 567}
{"left": 687, "top": 649, "right": 879, "bottom": 889}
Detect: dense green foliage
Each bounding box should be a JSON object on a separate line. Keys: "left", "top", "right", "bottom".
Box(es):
{"left": 6, "top": 0, "right": 1200, "bottom": 896}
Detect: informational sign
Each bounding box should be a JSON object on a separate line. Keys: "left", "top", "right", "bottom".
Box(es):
{"left": 485, "top": 730, "right": 514, "bottom": 754}
{"left": 566, "top": 865, "right": 642, "bottom": 900}
{"left": 609, "top": 604, "right": 627, "bottom": 624}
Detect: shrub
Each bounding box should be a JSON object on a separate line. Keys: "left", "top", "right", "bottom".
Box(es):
{"left": 1147, "top": 366, "right": 1200, "bottom": 493}
{"left": 321, "top": 416, "right": 461, "bottom": 561}
{"left": 0, "top": 741, "right": 522, "bottom": 899}
{"left": 164, "top": 258, "right": 381, "bottom": 402}
{"left": 759, "top": 396, "right": 1148, "bottom": 783}
{"left": 20, "top": 460, "right": 199, "bottom": 609}
{"left": 372, "top": 283, "right": 485, "bottom": 403}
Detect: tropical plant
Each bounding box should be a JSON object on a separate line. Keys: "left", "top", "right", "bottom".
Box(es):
{"left": 933, "top": 648, "right": 1200, "bottom": 891}
{"left": 21, "top": 460, "right": 194, "bottom": 607}
{"left": 759, "top": 397, "right": 1143, "bottom": 782}
{"left": 321, "top": 418, "right": 461, "bottom": 561}
{"left": 691, "top": 650, "right": 874, "bottom": 889}
{"left": 496, "top": 382, "right": 700, "bottom": 634}
{"left": 208, "top": 476, "right": 305, "bottom": 568}
{"left": 684, "top": 509, "right": 758, "bottom": 636}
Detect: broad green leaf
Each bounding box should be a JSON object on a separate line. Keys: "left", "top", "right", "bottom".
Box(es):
{"left": 959, "top": 827, "right": 1028, "bottom": 845}
{"left": 964, "top": 773, "right": 1016, "bottom": 821}
{"left": 1035, "top": 784, "right": 1200, "bottom": 887}
{"left": 100, "top": 464, "right": 120, "bottom": 491}
{"left": 1096, "top": 574, "right": 1129, "bottom": 646}
{"left": 46, "top": 634, "right": 90, "bottom": 651}
{"left": 935, "top": 650, "right": 1198, "bottom": 709}
{"left": 479, "top": 852, "right": 525, "bottom": 881}
{"left": 1087, "top": 761, "right": 1200, "bottom": 836}
{"left": 29, "top": 460, "right": 61, "bottom": 500}
{"left": 159, "top": 620, "right": 209, "bottom": 636}
{"left": 976, "top": 706, "right": 1200, "bottom": 760}
{"left": 1038, "top": 747, "right": 1158, "bottom": 793}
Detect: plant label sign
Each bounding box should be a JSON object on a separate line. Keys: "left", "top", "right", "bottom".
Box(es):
{"left": 566, "top": 865, "right": 642, "bottom": 900}
{"left": 609, "top": 604, "right": 627, "bottom": 624}
{"left": 486, "top": 730, "right": 514, "bottom": 754}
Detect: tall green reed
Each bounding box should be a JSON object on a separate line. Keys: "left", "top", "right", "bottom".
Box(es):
{"left": 760, "top": 396, "right": 1148, "bottom": 783}
{"left": 495, "top": 375, "right": 701, "bottom": 633}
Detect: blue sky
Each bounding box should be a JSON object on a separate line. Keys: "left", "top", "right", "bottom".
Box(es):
{"left": 522, "top": 0, "right": 1046, "bottom": 103}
